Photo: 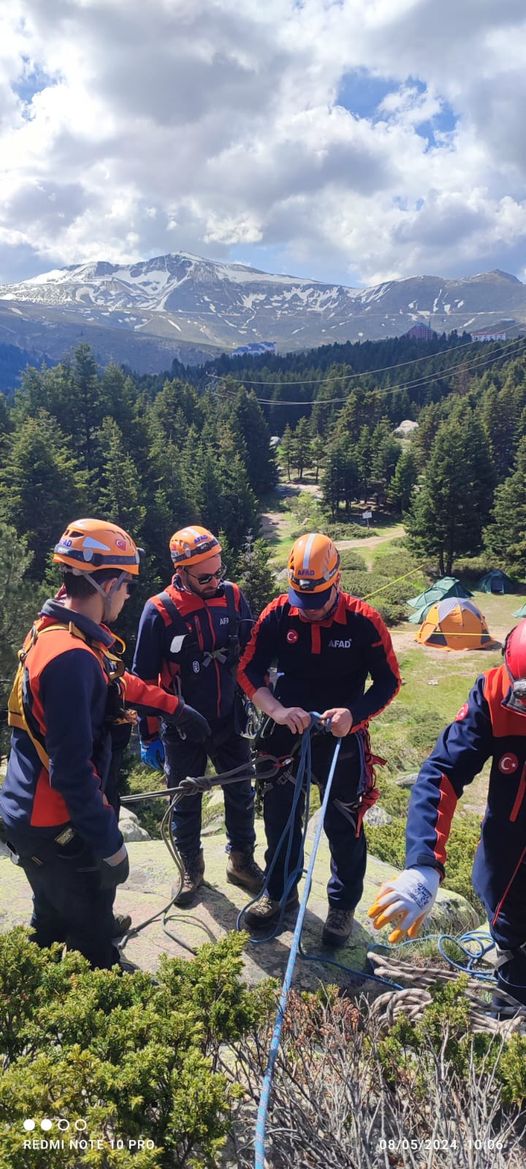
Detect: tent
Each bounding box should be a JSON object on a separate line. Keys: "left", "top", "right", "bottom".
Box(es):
{"left": 416, "top": 597, "right": 499, "bottom": 650}
{"left": 512, "top": 603, "right": 526, "bottom": 619}
{"left": 478, "top": 569, "right": 514, "bottom": 594}
{"left": 408, "top": 577, "right": 472, "bottom": 624}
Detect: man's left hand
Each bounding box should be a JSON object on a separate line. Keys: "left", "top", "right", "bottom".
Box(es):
{"left": 319, "top": 708, "right": 353, "bottom": 736}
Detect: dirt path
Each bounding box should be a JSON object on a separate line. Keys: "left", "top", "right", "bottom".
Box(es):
{"left": 336, "top": 525, "right": 405, "bottom": 552}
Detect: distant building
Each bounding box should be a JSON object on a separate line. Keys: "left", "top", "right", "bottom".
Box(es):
{"left": 403, "top": 323, "right": 437, "bottom": 341}
{"left": 471, "top": 326, "right": 510, "bottom": 342}
{"left": 394, "top": 419, "right": 419, "bottom": 437}
{"left": 231, "top": 341, "right": 276, "bottom": 357}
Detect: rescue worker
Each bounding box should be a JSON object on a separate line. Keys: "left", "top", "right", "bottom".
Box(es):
{"left": 133, "top": 525, "right": 264, "bottom": 905}
{"left": 367, "top": 620, "right": 526, "bottom": 1007}
{"left": 237, "top": 532, "right": 401, "bottom": 946}
{"left": 0, "top": 519, "right": 209, "bottom": 970}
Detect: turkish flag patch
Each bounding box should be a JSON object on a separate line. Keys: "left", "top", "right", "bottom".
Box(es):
{"left": 455, "top": 703, "right": 469, "bottom": 721}
{"left": 286, "top": 629, "right": 299, "bottom": 644}
{"left": 498, "top": 753, "right": 519, "bottom": 774}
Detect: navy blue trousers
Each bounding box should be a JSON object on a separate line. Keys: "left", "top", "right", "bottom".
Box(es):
{"left": 9, "top": 834, "right": 119, "bottom": 969}
{"left": 258, "top": 725, "right": 367, "bottom": 909}
{"left": 163, "top": 719, "right": 256, "bottom": 861}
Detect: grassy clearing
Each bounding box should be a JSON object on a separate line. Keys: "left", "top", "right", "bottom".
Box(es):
{"left": 373, "top": 644, "right": 502, "bottom": 782}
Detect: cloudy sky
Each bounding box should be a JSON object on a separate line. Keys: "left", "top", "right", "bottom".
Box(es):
{"left": 1, "top": 0, "right": 525, "bottom": 287}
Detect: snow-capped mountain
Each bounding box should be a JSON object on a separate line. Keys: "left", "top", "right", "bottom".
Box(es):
{"left": 0, "top": 254, "right": 525, "bottom": 373}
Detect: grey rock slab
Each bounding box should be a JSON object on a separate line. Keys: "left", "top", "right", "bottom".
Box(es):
{"left": 0, "top": 822, "right": 482, "bottom": 993}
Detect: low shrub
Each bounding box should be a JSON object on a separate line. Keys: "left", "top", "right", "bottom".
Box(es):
{"left": 0, "top": 928, "right": 272, "bottom": 1169}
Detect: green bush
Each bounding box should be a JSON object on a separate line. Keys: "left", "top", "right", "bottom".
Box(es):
{"left": 376, "top": 978, "right": 526, "bottom": 1109}
{"left": 0, "top": 928, "right": 272, "bottom": 1169}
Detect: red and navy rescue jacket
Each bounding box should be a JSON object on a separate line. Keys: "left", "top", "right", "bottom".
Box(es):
{"left": 405, "top": 664, "right": 526, "bottom": 932}
{"left": 237, "top": 591, "right": 400, "bottom": 727}
{"left": 132, "top": 578, "right": 253, "bottom": 736}
{"left": 0, "top": 600, "right": 183, "bottom": 857}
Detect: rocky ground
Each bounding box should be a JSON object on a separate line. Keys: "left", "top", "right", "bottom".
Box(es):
{"left": 0, "top": 807, "right": 481, "bottom": 993}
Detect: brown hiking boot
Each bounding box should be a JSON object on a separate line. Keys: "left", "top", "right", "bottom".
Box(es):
{"left": 226, "top": 850, "right": 265, "bottom": 895}
{"left": 322, "top": 907, "right": 354, "bottom": 948}
{"left": 244, "top": 891, "right": 299, "bottom": 930}
{"left": 112, "top": 912, "right": 132, "bottom": 939}
{"left": 172, "top": 850, "right": 205, "bottom": 907}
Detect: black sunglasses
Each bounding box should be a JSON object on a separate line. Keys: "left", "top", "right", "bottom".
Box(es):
{"left": 188, "top": 565, "right": 225, "bottom": 586}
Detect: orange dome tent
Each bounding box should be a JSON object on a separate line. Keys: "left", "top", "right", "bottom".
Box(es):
{"left": 416, "top": 597, "right": 499, "bottom": 650}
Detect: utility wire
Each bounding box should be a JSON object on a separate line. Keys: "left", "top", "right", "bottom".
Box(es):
{"left": 211, "top": 335, "right": 526, "bottom": 406}
{"left": 207, "top": 332, "right": 526, "bottom": 388}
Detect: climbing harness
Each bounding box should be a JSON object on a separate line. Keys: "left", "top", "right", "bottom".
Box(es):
{"left": 7, "top": 619, "right": 131, "bottom": 770}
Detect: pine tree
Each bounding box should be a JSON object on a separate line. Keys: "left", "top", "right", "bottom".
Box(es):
{"left": 406, "top": 406, "right": 495, "bottom": 575}
{"left": 387, "top": 446, "right": 419, "bottom": 514}
{"left": 235, "top": 537, "right": 278, "bottom": 617}
{"left": 278, "top": 426, "right": 295, "bottom": 481}
{"left": 93, "top": 418, "right": 147, "bottom": 537}
{"left": 293, "top": 417, "right": 313, "bottom": 481}
{"left": 483, "top": 437, "right": 526, "bottom": 577}
{"left": 0, "top": 411, "right": 86, "bottom": 578}
{"left": 222, "top": 389, "right": 276, "bottom": 496}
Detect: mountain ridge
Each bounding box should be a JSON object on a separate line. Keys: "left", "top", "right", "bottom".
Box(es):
{"left": 0, "top": 253, "right": 525, "bottom": 374}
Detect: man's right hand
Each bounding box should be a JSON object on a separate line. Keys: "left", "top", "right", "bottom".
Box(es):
{"left": 367, "top": 866, "right": 440, "bottom": 943}
{"left": 140, "top": 737, "right": 165, "bottom": 769}
{"left": 273, "top": 706, "right": 311, "bottom": 734}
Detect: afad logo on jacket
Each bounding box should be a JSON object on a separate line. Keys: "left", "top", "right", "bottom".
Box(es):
{"left": 328, "top": 638, "right": 352, "bottom": 649}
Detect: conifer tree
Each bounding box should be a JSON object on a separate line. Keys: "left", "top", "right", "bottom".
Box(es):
{"left": 0, "top": 411, "right": 86, "bottom": 578}
{"left": 94, "top": 418, "right": 147, "bottom": 538}
{"left": 387, "top": 446, "right": 419, "bottom": 514}
{"left": 406, "top": 406, "right": 495, "bottom": 575}
{"left": 483, "top": 436, "right": 526, "bottom": 577}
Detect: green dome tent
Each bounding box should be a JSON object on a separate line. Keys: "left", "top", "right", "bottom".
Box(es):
{"left": 478, "top": 569, "right": 514, "bottom": 594}
{"left": 408, "top": 577, "right": 472, "bottom": 624}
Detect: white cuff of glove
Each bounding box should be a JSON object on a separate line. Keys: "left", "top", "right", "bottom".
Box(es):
{"left": 103, "top": 843, "right": 128, "bottom": 866}
{"left": 375, "top": 865, "right": 440, "bottom": 930}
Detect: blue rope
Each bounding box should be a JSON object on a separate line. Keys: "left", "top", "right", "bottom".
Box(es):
{"left": 254, "top": 733, "right": 342, "bottom": 1169}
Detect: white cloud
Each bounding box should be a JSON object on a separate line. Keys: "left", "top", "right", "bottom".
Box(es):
{"left": 0, "top": 0, "right": 525, "bottom": 285}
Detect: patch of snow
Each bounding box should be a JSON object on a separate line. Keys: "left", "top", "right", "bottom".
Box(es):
{"left": 167, "top": 318, "right": 182, "bottom": 331}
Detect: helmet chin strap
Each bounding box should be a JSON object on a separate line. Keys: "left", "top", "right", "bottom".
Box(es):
{"left": 83, "top": 571, "right": 127, "bottom": 623}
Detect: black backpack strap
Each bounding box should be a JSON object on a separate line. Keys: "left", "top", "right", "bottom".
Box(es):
{"left": 223, "top": 582, "right": 238, "bottom": 634}
{"left": 158, "top": 590, "right": 185, "bottom": 629}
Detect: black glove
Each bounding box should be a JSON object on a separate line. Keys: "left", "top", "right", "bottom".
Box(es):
{"left": 99, "top": 844, "right": 130, "bottom": 889}
{"left": 172, "top": 701, "right": 211, "bottom": 742}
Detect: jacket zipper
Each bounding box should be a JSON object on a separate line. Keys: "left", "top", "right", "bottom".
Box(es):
{"left": 492, "top": 844, "right": 526, "bottom": 926}
{"left": 510, "top": 763, "right": 526, "bottom": 822}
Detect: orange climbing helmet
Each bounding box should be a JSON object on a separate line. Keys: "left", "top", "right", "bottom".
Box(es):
{"left": 169, "top": 525, "right": 221, "bottom": 568}
{"left": 53, "top": 519, "right": 141, "bottom": 575}
{"left": 287, "top": 532, "right": 340, "bottom": 609}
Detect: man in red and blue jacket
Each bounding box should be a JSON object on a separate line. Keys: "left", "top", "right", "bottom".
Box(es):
{"left": 0, "top": 519, "right": 209, "bottom": 970}
{"left": 237, "top": 532, "right": 401, "bottom": 947}
{"left": 368, "top": 620, "right": 526, "bottom": 1007}
{"left": 132, "top": 525, "right": 263, "bottom": 905}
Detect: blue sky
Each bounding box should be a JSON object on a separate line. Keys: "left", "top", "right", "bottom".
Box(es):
{"left": 1, "top": 0, "right": 525, "bottom": 288}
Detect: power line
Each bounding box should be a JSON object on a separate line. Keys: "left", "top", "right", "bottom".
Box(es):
{"left": 207, "top": 331, "right": 522, "bottom": 387}
{"left": 212, "top": 335, "right": 526, "bottom": 407}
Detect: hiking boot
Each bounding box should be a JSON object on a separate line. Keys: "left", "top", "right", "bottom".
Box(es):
{"left": 322, "top": 907, "right": 354, "bottom": 948}
{"left": 244, "top": 891, "right": 299, "bottom": 930}
{"left": 226, "top": 850, "right": 265, "bottom": 895}
{"left": 172, "top": 850, "right": 205, "bottom": 907}
{"left": 112, "top": 912, "right": 132, "bottom": 939}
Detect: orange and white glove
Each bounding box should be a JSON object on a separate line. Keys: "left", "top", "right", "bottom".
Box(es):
{"left": 367, "top": 866, "right": 440, "bottom": 943}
